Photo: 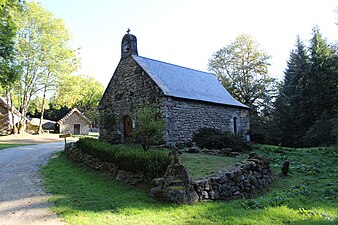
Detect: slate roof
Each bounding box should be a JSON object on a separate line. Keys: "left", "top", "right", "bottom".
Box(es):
{"left": 133, "top": 55, "right": 249, "bottom": 108}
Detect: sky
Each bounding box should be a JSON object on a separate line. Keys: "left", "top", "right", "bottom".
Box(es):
{"left": 39, "top": 0, "right": 338, "bottom": 87}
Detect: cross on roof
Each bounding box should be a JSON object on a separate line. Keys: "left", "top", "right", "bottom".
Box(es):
{"left": 127, "top": 28, "right": 130, "bottom": 34}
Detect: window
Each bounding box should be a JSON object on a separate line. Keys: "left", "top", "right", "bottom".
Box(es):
{"left": 233, "top": 117, "right": 237, "bottom": 134}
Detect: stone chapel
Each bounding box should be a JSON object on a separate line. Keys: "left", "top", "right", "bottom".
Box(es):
{"left": 98, "top": 31, "right": 250, "bottom": 146}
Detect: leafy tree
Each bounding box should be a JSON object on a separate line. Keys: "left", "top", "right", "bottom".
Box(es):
{"left": 208, "top": 34, "right": 276, "bottom": 142}
{"left": 0, "top": 0, "right": 21, "bottom": 133}
{"left": 131, "top": 103, "right": 164, "bottom": 151}
{"left": 208, "top": 34, "right": 275, "bottom": 108}
{"left": 13, "top": 1, "right": 78, "bottom": 133}
{"left": 52, "top": 74, "right": 104, "bottom": 123}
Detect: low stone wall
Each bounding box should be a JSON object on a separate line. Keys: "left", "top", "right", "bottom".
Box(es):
{"left": 64, "top": 142, "right": 146, "bottom": 185}
{"left": 193, "top": 153, "right": 274, "bottom": 201}
{"left": 65, "top": 142, "right": 274, "bottom": 203}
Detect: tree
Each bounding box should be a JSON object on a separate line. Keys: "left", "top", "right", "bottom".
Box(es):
{"left": 13, "top": 1, "right": 78, "bottom": 133}
{"left": 273, "top": 37, "right": 311, "bottom": 146}
{"left": 0, "top": 0, "right": 21, "bottom": 134}
{"left": 131, "top": 103, "right": 164, "bottom": 151}
{"left": 208, "top": 34, "right": 276, "bottom": 142}
{"left": 272, "top": 28, "right": 337, "bottom": 147}
{"left": 304, "top": 27, "right": 337, "bottom": 146}
{"left": 208, "top": 34, "right": 275, "bottom": 108}
{"left": 51, "top": 74, "right": 104, "bottom": 123}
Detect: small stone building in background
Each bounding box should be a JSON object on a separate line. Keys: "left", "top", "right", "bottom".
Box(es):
{"left": 98, "top": 31, "right": 250, "bottom": 146}
{"left": 57, "top": 108, "right": 91, "bottom": 135}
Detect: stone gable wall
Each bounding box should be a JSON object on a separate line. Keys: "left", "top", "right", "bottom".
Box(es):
{"left": 98, "top": 56, "right": 164, "bottom": 143}
{"left": 59, "top": 112, "right": 90, "bottom": 135}
{"left": 163, "top": 97, "right": 250, "bottom": 146}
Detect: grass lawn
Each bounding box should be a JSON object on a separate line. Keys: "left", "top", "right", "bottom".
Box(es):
{"left": 180, "top": 152, "right": 246, "bottom": 179}
{"left": 42, "top": 145, "right": 337, "bottom": 225}
{"left": 0, "top": 143, "right": 29, "bottom": 150}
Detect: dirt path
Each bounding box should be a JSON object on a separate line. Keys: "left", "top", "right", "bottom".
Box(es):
{"left": 0, "top": 133, "right": 78, "bottom": 144}
{"left": 0, "top": 142, "right": 66, "bottom": 225}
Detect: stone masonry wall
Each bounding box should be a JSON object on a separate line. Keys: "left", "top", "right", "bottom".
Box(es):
{"left": 163, "top": 97, "right": 250, "bottom": 146}
{"left": 193, "top": 153, "right": 274, "bottom": 201}
{"left": 60, "top": 113, "right": 90, "bottom": 135}
{"left": 98, "top": 56, "right": 164, "bottom": 143}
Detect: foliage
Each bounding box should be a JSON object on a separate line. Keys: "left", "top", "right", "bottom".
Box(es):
{"left": 208, "top": 34, "right": 276, "bottom": 108}
{"left": 303, "top": 110, "right": 335, "bottom": 147}
{"left": 43, "top": 104, "right": 71, "bottom": 121}
{"left": 27, "top": 96, "right": 50, "bottom": 115}
{"left": 208, "top": 34, "right": 277, "bottom": 143}
{"left": 131, "top": 103, "right": 165, "bottom": 151}
{"left": 0, "top": 0, "right": 22, "bottom": 133}
{"left": 192, "top": 127, "right": 252, "bottom": 152}
{"left": 76, "top": 138, "right": 171, "bottom": 179}
{"left": 12, "top": 1, "right": 79, "bottom": 133}
{"left": 272, "top": 27, "right": 337, "bottom": 147}
{"left": 42, "top": 144, "right": 338, "bottom": 224}
{"left": 51, "top": 74, "right": 104, "bottom": 123}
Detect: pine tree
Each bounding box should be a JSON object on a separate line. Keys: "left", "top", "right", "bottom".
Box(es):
{"left": 308, "top": 27, "right": 337, "bottom": 121}
{"left": 273, "top": 28, "right": 337, "bottom": 147}
{"left": 304, "top": 27, "right": 338, "bottom": 146}
{"left": 274, "top": 37, "right": 310, "bottom": 146}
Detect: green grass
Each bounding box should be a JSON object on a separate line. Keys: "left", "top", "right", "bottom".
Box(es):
{"left": 180, "top": 152, "right": 246, "bottom": 179}
{"left": 42, "top": 145, "right": 338, "bottom": 225}
{"left": 0, "top": 143, "right": 29, "bottom": 150}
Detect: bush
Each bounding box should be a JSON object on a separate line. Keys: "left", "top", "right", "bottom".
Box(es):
{"left": 76, "top": 138, "right": 171, "bottom": 179}
{"left": 192, "top": 127, "right": 252, "bottom": 152}
{"left": 131, "top": 103, "right": 164, "bottom": 151}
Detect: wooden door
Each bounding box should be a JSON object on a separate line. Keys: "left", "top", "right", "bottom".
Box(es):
{"left": 74, "top": 124, "right": 80, "bottom": 135}
{"left": 124, "top": 116, "right": 132, "bottom": 139}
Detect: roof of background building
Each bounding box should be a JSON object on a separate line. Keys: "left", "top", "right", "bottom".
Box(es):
{"left": 56, "top": 108, "right": 92, "bottom": 125}
{"left": 133, "top": 55, "right": 249, "bottom": 108}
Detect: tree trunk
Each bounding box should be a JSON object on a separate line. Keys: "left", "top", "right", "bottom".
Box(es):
{"left": 18, "top": 94, "right": 28, "bottom": 134}
{"left": 4, "top": 90, "right": 12, "bottom": 133}
{"left": 9, "top": 90, "right": 18, "bottom": 134}
{"left": 37, "top": 84, "right": 47, "bottom": 134}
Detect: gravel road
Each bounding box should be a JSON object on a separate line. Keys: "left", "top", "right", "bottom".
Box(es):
{"left": 0, "top": 142, "right": 65, "bottom": 225}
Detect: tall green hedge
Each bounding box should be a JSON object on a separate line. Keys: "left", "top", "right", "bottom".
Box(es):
{"left": 76, "top": 138, "right": 171, "bottom": 179}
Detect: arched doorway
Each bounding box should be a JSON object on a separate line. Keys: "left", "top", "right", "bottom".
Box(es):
{"left": 123, "top": 115, "right": 132, "bottom": 140}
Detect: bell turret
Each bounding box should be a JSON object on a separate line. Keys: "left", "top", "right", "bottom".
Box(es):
{"left": 121, "top": 28, "right": 138, "bottom": 58}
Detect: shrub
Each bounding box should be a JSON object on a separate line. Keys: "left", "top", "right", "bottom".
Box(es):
{"left": 192, "top": 127, "right": 252, "bottom": 152}
{"left": 76, "top": 138, "right": 171, "bottom": 179}
{"left": 131, "top": 103, "right": 165, "bottom": 151}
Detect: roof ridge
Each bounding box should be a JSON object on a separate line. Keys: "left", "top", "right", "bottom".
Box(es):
{"left": 57, "top": 108, "right": 92, "bottom": 124}
{"left": 134, "top": 55, "right": 213, "bottom": 76}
